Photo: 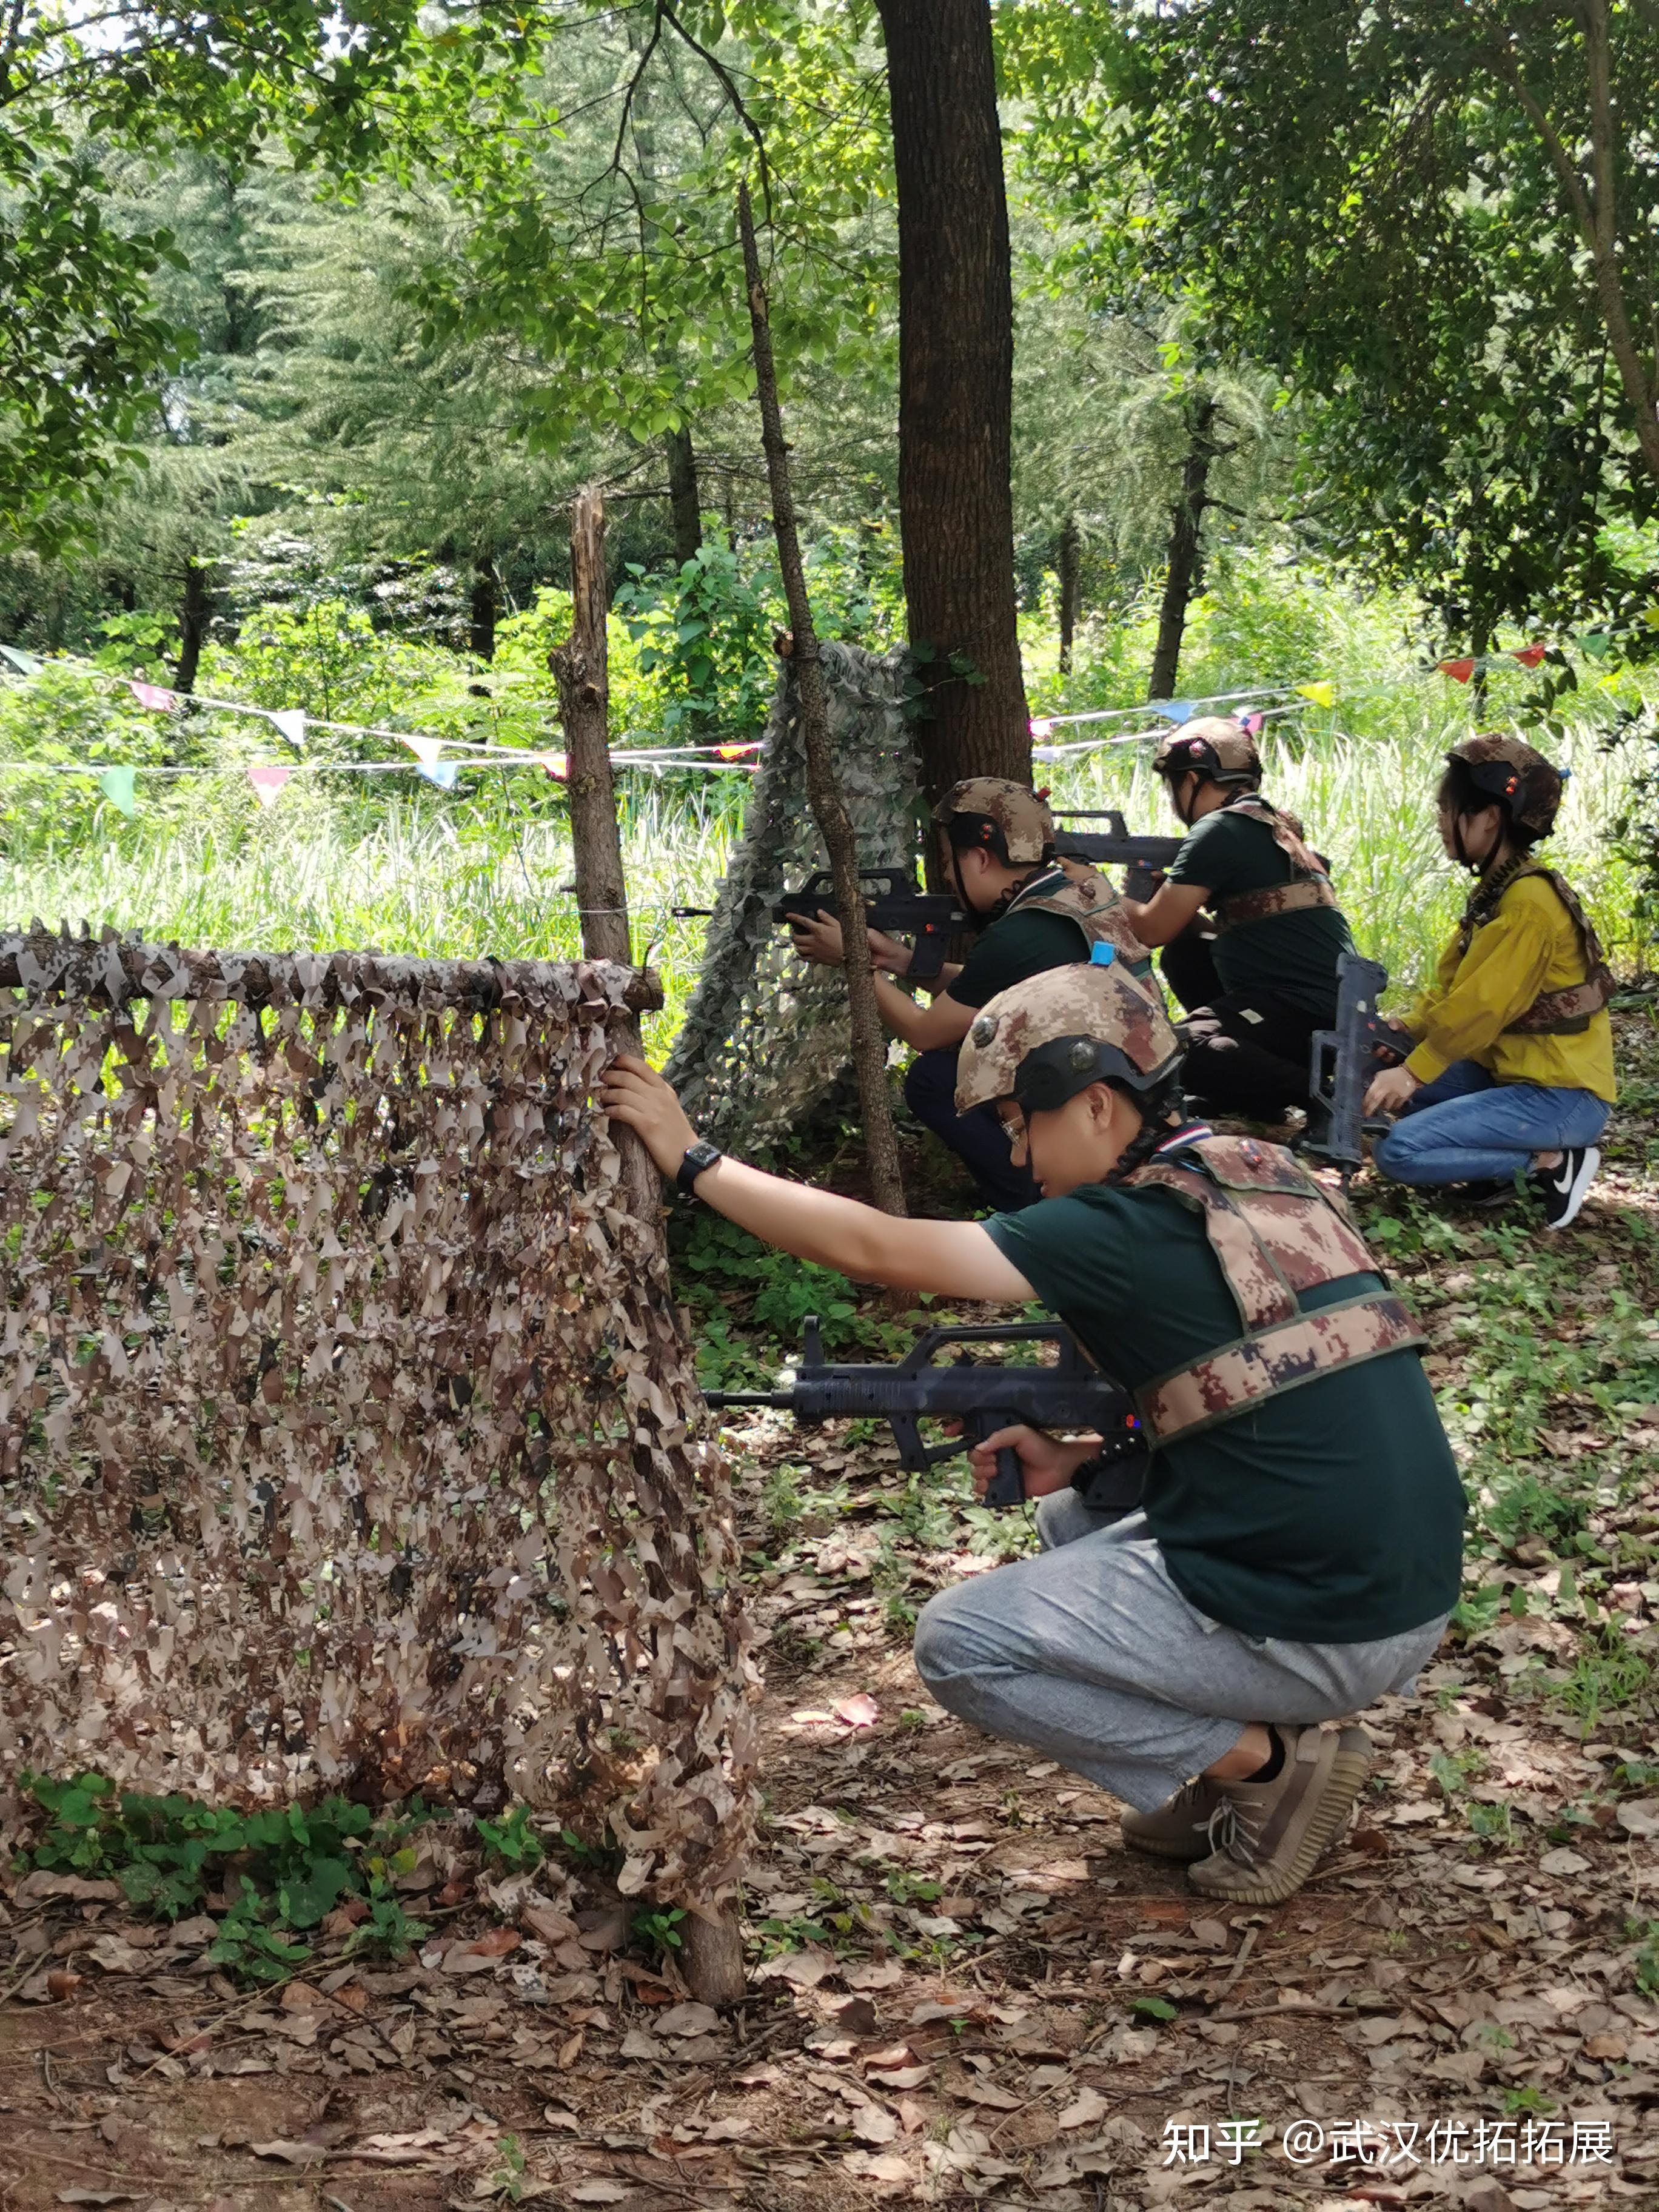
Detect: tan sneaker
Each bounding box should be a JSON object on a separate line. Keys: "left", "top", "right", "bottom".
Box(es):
{"left": 1188, "top": 1724, "right": 1372, "bottom": 1905}
{"left": 1119, "top": 1774, "right": 1227, "bottom": 1862}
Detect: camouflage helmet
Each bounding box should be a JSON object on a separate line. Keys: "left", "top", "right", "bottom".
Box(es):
{"left": 930, "top": 777, "right": 1055, "bottom": 866}
{"left": 955, "top": 955, "right": 1182, "bottom": 1118}
{"left": 1446, "top": 734, "right": 1564, "bottom": 837}
{"left": 1152, "top": 717, "right": 1261, "bottom": 785}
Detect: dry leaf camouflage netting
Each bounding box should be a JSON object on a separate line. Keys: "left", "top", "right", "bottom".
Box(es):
{"left": 0, "top": 926, "right": 758, "bottom": 1908}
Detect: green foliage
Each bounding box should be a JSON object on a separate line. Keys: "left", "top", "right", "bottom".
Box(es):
{"left": 19, "top": 1772, "right": 435, "bottom": 1981}
{"left": 1008, "top": 0, "right": 1659, "bottom": 648}
{"left": 476, "top": 1805, "right": 546, "bottom": 1875}
{"left": 631, "top": 1906, "right": 686, "bottom": 1958}
{"left": 614, "top": 547, "right": 780, "bottom": 737}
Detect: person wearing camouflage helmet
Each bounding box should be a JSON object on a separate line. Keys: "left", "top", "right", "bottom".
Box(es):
{"left": 600, "top": 963, "right": 1461, "bottom": 1906}
{"left": 1119, "top": 716, "right": 1360, "bottom": 1124}
{"left": 787, "top": 774, "right": 1150, "bottom": 1210}
{"left": 1364, "top": 734, "right": 1615, "bottom": 1227}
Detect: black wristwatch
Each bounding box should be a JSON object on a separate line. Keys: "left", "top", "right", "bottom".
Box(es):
{"left": 676, "top": 1139, "right": 724, "bottom": 1196}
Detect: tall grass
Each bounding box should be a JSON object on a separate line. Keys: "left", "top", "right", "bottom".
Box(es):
{"left": 4, "top": 557, "right": 1654, "bottom": 1041}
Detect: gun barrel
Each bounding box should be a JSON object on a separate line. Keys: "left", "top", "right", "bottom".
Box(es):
{"left": 705, "top": 1391, "right": 797, "bottom": 1410}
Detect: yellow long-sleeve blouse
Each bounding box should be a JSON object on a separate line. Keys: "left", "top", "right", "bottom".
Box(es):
{"left": 1404, "top": 873, "right": 1616, "bottom": 1102}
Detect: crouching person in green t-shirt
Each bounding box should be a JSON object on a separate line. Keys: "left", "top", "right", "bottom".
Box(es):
{"left": 600, "top": 962, "right": 1464, "bottom": 1906}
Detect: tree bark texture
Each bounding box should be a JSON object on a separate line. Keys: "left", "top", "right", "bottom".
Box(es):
{"left": 549, "top": 489, "right": 659, "bottom": 1235}
{"left": 173, "top": 558, "right": 212, "bottom": 695}
{"left": 1148, "top": 398, "right": 1219, "bottom": 702}
{"left": 1057, "top": 512, "right": 1080, "bottom": 675}
{"left": 469, "top": 557, "right": 499, "bottom": 662}
{"left": 874, "top": 0, "right": 1030, "bottom": 803}
{"left": 737, "top": 183, "right": 908, "bottom": 1218}
{"left": 552, "top": 488, "right": 749, "bottom": 2003}
{"left": 665, "top": 424, "right": 704, "bottom": 567}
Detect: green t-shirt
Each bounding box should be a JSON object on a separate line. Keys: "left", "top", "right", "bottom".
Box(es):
{"left": 985, "top": 1183, "right": 1464, "bottom": 1643}
{"left": 1165, "top": 808, "right": 1356, "bottom": 1019}
{"left": 945, "top": 908, "right": 1087, "bottom": 1009}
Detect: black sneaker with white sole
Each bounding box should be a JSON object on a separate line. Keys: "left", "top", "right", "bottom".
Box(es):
{"left": 1532, "top": 1145, "right": 1600, "bottom": 1229}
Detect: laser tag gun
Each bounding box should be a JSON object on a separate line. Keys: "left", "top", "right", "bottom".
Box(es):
{"left": 1303, "top": 952, "right": 1416, "bottom": 1180}
{"left": 771, "top": 866, "right": 969, "bottom": 983}
{"left": 1052, "top": 812, "right": 1184, "bottom": 901}
{"left": 706, "top": 1317, "right": 1148, "bottom": 1510}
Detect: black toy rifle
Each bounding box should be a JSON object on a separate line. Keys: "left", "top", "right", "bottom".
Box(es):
{"left": 1303, "top": 951, "right": 1414, "bottom": 1179}
{"left": 767, "top": 814, "right": 1181, "bottom": 982}
{"left": 1052, "top": 811, "right": 1183, "bottom": 902}
{"left": 706, "top": 1316, "right": 1148, "bottom": 1510}
{"left": 770, "top": 867, "right": 968, "bottom": 984}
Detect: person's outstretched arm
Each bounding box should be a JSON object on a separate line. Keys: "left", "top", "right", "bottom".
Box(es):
{"left": 599, "top": 1055, "right": 1033, "bottom": 1301}
{"left": 1122, "top": 880, "right": 1210, "bottom": 947}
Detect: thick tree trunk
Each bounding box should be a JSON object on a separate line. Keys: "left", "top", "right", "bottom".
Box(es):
{"left": 173, "top": 558, "right": 211, "bottom": 694}
{"left": 1147, "top": 400, "right": 1218, "bottom": 702}
{"left": 874, "top": 0, "right": 1030, "bottom": 803}
{"left": 469, "top": 557, "right": 498, "bottom": 662}
{"left": 1057, "top": 512, "right": 1080, "bottom": 675}
{"left": 738, "top": 183, "right": 908, "bottom": 1219}
{"left": 665, "top": 425, "right": 703, "bottom": 567}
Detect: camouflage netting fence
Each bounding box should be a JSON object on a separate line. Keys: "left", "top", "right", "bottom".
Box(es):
{"left": 0, "top": 926, "right": 758, "bottom": 1910}
{"left": 665, "top": 640, "right": 921, "bottom": 1153}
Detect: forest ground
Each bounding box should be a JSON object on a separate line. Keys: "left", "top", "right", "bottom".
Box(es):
{"left": 3, "top": 1014, "right": 1658, "bottom": 2212}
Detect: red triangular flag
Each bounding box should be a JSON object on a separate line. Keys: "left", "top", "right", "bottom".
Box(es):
{"left": 1439, "top": 658, "right": 1476, "bottom": 683}
{"left": 1512, "top": 645, "right": 1547, "bottom": 668}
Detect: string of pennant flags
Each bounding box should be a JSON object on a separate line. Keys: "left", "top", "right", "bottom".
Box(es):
{"left": 0, "top": 625, "right": 1615, "bottom": 821}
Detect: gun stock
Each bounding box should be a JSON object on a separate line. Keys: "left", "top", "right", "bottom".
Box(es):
{"left": 707, "top": 1316, "right": 1148, "bottom": 1510}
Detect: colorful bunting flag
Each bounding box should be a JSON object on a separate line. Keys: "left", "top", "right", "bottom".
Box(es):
{"left": 1437, "top": 659, "right": 1475, "bottom": 683}
{"left": 540, "top": 752, "right": 568, "bottom": 782}
{"left": 266, "top": 709, "right": 307, "bottom": 745}
{"left": 1296, "top": 682, "right": 1336, "bottom": 708}
{"left": 1028, "top": 717, "right": 1055, "bottom": 741}
{"left": 128, "top": 680, "right": 176, "bottom": 711}
{"left": 248, "top": 765, "right": 293, "bottom": 808}
{"left": 0, "top": 643, "right": 42, "bottom": 676}
{"left": 1512, "top": 645, "right": 1547, "bottom": 668}
{"left": 402, "top": 734, "right": 459, "bottom": 791}
{"left": 1240, "top": 711, "right": 1265, "bottom": 736}
{"left": 1148, "top": 700, "right": 1196, "bottom": 723}
{"left": 99, "top": 766, "right": 137, "bottom": 816}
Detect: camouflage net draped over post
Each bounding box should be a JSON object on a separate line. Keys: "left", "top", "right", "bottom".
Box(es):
{"left": 0, "top": 927, "right": 758, "bottom": 1909}
{"left": 665, "top": 641, "right": 920, "bottom": 1151}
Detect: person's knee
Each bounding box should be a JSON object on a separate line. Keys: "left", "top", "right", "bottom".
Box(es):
{"left": 913, "top": 1577, "right": 1025, "bottom": 1697}
{"left": 1371, "top": 1122, "right": 1419, "bottom": 1183}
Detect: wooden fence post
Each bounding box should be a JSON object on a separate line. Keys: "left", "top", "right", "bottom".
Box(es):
{"left": 550, "top": 491, "right": 749, "bottom": 2007}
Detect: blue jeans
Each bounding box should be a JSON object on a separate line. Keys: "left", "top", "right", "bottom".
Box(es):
{"left": 1372, "top": 1059, "right": 1610, "bottom": 1188}
{"left": 903, "top": 1045, "right": 1039, "bottom": 1212}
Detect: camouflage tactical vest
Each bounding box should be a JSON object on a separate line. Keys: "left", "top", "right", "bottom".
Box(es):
{"left": 1455, "top": 861, "right": 1615, "bottom": 1037}
{"left": 1006, "top": 861, "right": 1153, "bottom": 977}
{"left": 1211, "top": 795, "right": 1339, "bottom": 934}
{"left": 1122, "top": 1131, "right": 1423, "bottom": 1449}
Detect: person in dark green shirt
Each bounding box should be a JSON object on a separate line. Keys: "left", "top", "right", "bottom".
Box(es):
{"left": 1123, "top": 719, "right": 1357, "bottom": 1121}
{"left": 789, "top": 776, "right": 1148, "bottom": 1210}
{"left": 600, "top": 959, "right": 1463, "bottom": 1908}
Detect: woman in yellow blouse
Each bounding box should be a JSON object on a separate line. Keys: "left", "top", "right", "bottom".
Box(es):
{"left": 1365, "top": 735, "right": 1615, "bottom": 1228}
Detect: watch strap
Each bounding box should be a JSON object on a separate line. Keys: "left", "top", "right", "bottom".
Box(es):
{"left": 676, "top": 1141, "right": 723, "bottom": 1196}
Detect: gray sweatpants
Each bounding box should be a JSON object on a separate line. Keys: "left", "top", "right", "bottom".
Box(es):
{"left": 912, "top": 1492, "right": 1448, "bottom": 1814}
